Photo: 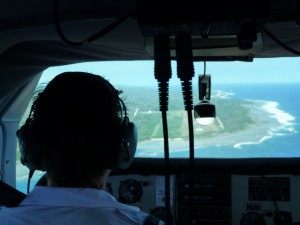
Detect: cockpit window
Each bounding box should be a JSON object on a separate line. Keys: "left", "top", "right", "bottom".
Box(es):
{"left": 26, "top": 58, "right": 300, "bottom": 159}
{"left": 16, "top": 58, "right": 300, "bottom": 192}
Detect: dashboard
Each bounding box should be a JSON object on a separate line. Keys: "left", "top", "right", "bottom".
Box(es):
{"left": 108, "top": 158, "right": 300, "bottom": 225}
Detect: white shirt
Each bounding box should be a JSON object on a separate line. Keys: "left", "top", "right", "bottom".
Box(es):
{"left": 0, "top": 186, "right": 162, "bottom": 225}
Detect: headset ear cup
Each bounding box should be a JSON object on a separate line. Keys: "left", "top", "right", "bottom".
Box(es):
{"left": 117, "top": 122, "right": 137, "bottom": 170}
{"left": 17, "top": 125, "right": 44, "bottom": 171}
{"left": 18, "top": 126, "right": 29, "bottom": 166}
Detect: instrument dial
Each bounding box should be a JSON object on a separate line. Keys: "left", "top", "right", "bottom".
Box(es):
{"left": 118, "top": 179, "right": 143, "bottom": 204}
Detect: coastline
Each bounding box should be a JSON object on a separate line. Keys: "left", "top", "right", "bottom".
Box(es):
{"left": 16, "top": 99, "right": 296, "bottom": 179}
{"left": 136, "top": 99, "right": 296, "bottom": 157}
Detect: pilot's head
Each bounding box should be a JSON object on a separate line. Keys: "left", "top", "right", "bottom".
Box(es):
{"left": 18, "top": 72, "right": 135, "bottom": 188}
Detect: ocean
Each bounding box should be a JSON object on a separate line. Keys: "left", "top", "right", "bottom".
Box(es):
{"left": 16, "top": 83, "right": 300, "bottom": 193}
{"left": 169, "top": 83, "right": 300, "bottom": 158}
{"left": 219, "top": 83, "right": 300, "bottom": 156}
{"left": 133, "top": 83, "right": 300, "bottom": 158}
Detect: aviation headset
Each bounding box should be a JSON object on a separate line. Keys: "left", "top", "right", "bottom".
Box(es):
{"left": 17, "top": 72, "right": 137, "bottom": 172}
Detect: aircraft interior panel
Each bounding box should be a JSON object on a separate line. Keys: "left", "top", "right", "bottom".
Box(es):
{"left": 107, "top": 173, "right": 300, "bottom": 225}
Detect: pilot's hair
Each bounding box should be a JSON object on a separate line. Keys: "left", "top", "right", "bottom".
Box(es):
{"left": 27, "top": 72, "right": 124, "bottom": 188}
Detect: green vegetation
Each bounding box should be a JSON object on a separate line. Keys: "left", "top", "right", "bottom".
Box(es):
{"left": 123, "top": 86, "right": 257, "bottom": 142}
{"left": 212, "top": 98, "right": 255, "bottom": 132}
{"left": 133, "top": 112, "right": 161, "bottom": 141}
{"left": 19, "top": 85, "right": 258, "bottom": 144}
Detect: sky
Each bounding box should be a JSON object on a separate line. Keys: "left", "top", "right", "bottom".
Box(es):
{"left": 40, "top": 57, "right": 300, "bottom": 87}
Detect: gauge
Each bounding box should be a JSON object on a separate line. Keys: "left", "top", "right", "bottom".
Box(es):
{"left": 150, "top": 207, "right": 173, "bottom": 224}
{"left": 106, "top": 182, "right": 113, "bottom": 195}
{"left": 240, "top": 212, "right": 266, "bottom": 225}
{"left": 118, "top": 179, "right": 143, "bottom": 204}
{"left": 273, "top": 211, "right": 292, "bottom": 225}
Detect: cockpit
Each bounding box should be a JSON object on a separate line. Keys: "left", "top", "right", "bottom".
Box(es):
{"left": 1, "top": 1, "right": 300, "bottom": 225}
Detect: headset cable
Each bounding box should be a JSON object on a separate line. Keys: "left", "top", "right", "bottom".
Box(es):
{"left": 154, "top": 27, "right": 172, "bottom": 225}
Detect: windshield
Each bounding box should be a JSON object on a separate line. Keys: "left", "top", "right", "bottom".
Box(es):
{"left": 32, "top": 58, "right": 300, "bottom": 158}
{"left": 16, "top": 58, "right": 300, "bottom": 192}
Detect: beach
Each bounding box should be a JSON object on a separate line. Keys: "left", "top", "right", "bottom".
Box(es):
{"left": 136, "top": 99, "right": 296, "bottom": 157}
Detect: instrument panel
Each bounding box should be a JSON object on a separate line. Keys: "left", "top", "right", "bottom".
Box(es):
{"left": 107, "top": 174, "right": 174, "bottom": 221}
{"left": 107, "top": 174, "right": 300, "bottom": 225}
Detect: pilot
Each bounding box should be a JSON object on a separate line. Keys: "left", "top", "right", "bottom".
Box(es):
{"left": 0, "top": 72, "right": 162, "bottom": 225}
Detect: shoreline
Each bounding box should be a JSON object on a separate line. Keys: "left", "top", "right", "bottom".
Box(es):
{"left": 136, "top": 99, "right": 296, "bottom": 157}
{"left": 16, "top": 99, "right": 297, "bottom": 177}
